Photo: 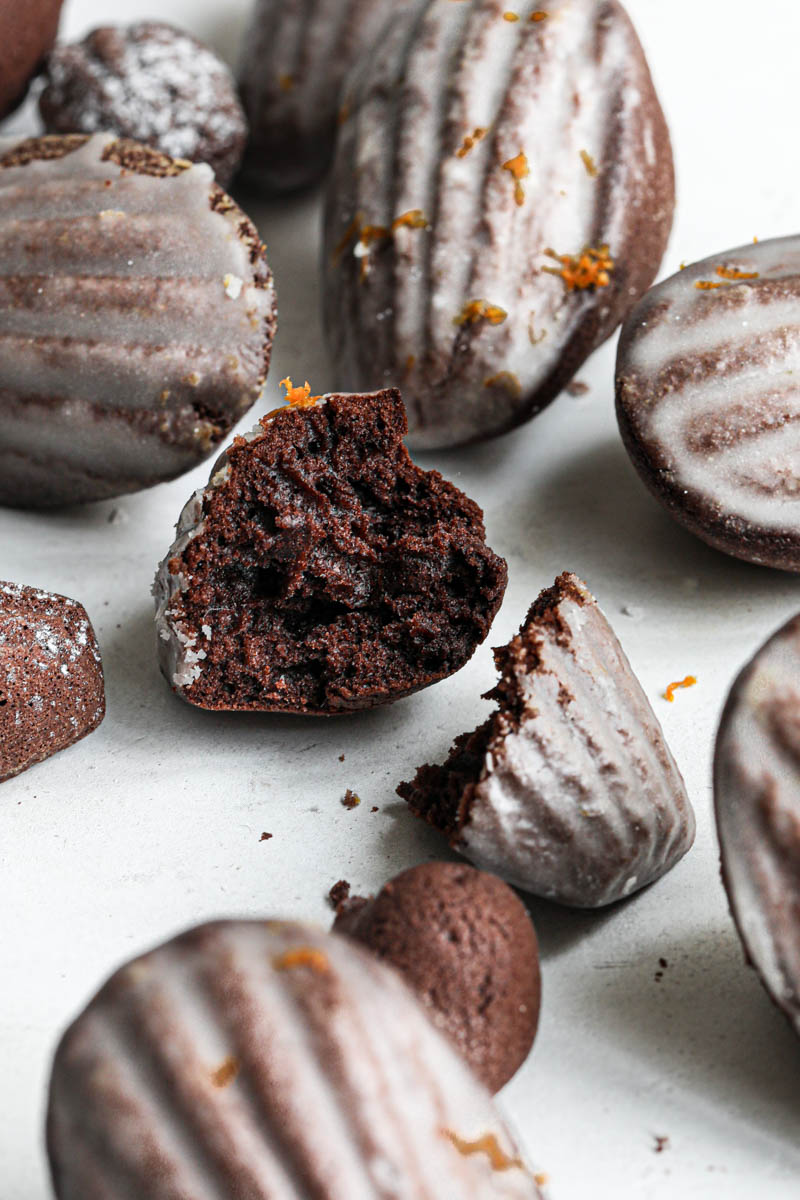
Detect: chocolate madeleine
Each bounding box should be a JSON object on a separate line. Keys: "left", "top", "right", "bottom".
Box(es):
{"left": 714, "top": 614, "right": 800, "bottom": 1033}
{"left": 0, "top": 133, "right": 276, "bottom": 508}
{"left": 323, "top": 0, "right": 674, "bottom": 449}
{"left": 617, "top": 236, "right": 800, "bottom": 571}
{"left": 0, "top": 582, "right": 104, "bottom": 782}
{"left": 400, "top": 573, "right": 695, "bottom": 908}
{"left": 47, "top": 920, "right": 543, "bottom": 1199}
{"left": 154, "top": 386, "right": 507, "bottom": 713}
{"left": 0, "top": 1, "right": 63, "bottom": 117}
{"left": 238, "top": 0, "right": 411, "bottom": 193}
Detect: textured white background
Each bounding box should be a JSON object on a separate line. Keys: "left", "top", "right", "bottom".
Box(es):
{"left": 3, "top": 1, "right": 800, "bottom": 1196}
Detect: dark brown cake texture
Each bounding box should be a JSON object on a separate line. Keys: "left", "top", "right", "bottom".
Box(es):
{"left": 334, "top": 861, "right": 541, "bottom": 1093}
{"left": 0, "top": 0, "right": 63, "bottom": 117}
{"left": 0, "top": 133, "right": 276, "bottom": 509}
{"left": 47, "top": 920, "right": 543, "bottom": 1198}
{"left": 0, "top": 582, "right": 105, "bottom": 783}
{"left": 323, "top": 0, "right": 675, "bottom": 449}
{"left": 40, "top": 22, "right": 248, "bottom": 188}
{"left": 714, "top": 613, "right": 800, "bottom": 1035}
{"left": 154, "top": 385, "right": 507, "bottom": 714}
{"left": 238, "top": 0, "right": 411, "bottom": 193}
{"left": 400, "top": 573, "right": 695, "bottom": 908}
{"left": 617, "top": 235, "right": 800, "bottom": 572}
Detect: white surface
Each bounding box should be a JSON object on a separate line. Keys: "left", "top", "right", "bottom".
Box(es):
{"left": 3, "top": 1, "right": 800, "bottom": 1197}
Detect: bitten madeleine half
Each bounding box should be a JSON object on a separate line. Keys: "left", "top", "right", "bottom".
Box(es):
{"left": 400, "top": 573, "right": 695, "bottom": 907}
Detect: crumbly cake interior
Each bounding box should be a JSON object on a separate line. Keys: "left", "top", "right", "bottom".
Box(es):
{"left": 172, "top": 392, "right": 506, "bottom": 712}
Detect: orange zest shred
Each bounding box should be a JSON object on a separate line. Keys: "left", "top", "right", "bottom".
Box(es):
{"left": 580, "top": 149, "right": 598, "bottom": 177}
{"left": 456, "top": 127, "right": 488, "bottom": 158}
{"left": 455, "top": 299, "right": 508, "bottom": 327}
{"left": 391, "top": 209, "right": 430, "bottom": 233}
{"left": 543, "top": 245, "right": 614, "bottom": 291}
{"left": 484, "top": 371, "right": 522, "bottom": 397}
{"left": 695, "top": 280, "right": 723, "bottom": 290}
{"left": 531, "top": 10, "right": 548, "bottom": 20}
{"left": 273, "top": 947, "right": 330, "bottom": 974}
{"left": 664, "top": 675, "right": 697, "bottom": 703}
{"left": 280, "top": 377, "right": 320, "bottom": 408}
{"left": 716, "top": 265, "right": 760, "bottom": 281}
{"left": 502, "top": 151, "right": 530, "bottom": 206}
{"left": 503, "top": 11, "right": 519, "bottom": 19}
{"left": 331, "top": 213, "right": 363, "bottom": 265}
{"left": 211, "top": 1057, "right": 239, "bottom": 1088}
{"left": 444, "top": 1131, "right": 525, "bottom": 1172}
{"left": 278, "top": 73, "right": 294, "bottom": 92}
{"left": 334, "top": 211, "right": 429, "bottom": 281}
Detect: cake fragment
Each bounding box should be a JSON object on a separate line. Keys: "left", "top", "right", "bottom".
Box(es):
{"left": 399, "top": 573, "right": 695, "bottom": 907}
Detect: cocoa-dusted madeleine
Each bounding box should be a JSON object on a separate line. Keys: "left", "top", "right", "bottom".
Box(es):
{"left": 323, "top": 0, "right": 674, "bottom": 449}
{"left": 400, "top": 573, "right": 695, "bottom": 908}
{"left": 238, "top": 0, "right": 411, "bottom": 193}
{"left": 40, "top": 22, "right": 248, "bottom": 187}
{"left": 0, "top": 582, "right": 104, "bottom": 782}
{"left": 47, "top": 920, "right": 543, "bottom": 1199}
{"left": 0, "top": 0, "right": 63, "bottom": 117}
{"left": 714, "top": 614, "right": 800, "bottom": 1034}
{"left": 154, "top": 385, "right": 506, "bottom": 713}
{"left": 0, "top": 133, "right": 276, "bottom": 508}
{"left": 617, "top": 236, "right": 800, "bottom": 572}
{"left": 335, "top": 861, "right": 541, "bottom": 1093}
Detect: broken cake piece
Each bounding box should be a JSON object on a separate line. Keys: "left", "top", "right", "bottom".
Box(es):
{"left": 399, "top": 573, "right": 695, "bottom": 908}
{"left": 154, "top": 386, "right": 507, "bottom": 713}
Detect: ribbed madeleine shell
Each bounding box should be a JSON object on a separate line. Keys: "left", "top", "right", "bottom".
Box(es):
{"left": 239, "top": 0, "right": 414, "bottom": 192}
{"left": 714, "top": 615, "right": 800, "bottom": 1033}
{"left": 0, "top": 133, "right": 276, "bottom": 507}
{"left": 47, "top": 920, "right": 542, "bottom": 1200}
{"left": 323, "top": 0, "right": 674, "bottom": 449}
{"left": 617, "top": 236, "right": 800, "bottom": 571}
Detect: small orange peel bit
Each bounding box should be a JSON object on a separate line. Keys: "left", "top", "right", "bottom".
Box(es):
{"left": 695, "top": 280, "right": 723, "bottom": 290}
{"left": 444, "top": 1131, "right": 525, "bottom": 1172}
{"left": 331, "top": 213, "right": 363, "bottom": 265}
{"left": 543, "top": 245, "right": 614, "bottom": 291}
{"left": 456, "top": 127, "right": 488, "bottom": 158}
{"left": 663, "top": 676, "right": 697, "bottom": 703}
{"left": 484, "top": 371, "right": 522, "bottom": 397}
{"left": 211, "top": 1057, "right": 239, "bottom": 1088}
{"left": 716, "top": 265, "right": 759, "bottom": 281}
{"left": 391, "top": 209, "right": 429, "bottom": 232}
{"left": 278, "top": 73, "right": 294, "bottom": 93}
{"left": 531, "top": 10, "right": 548, "bottom": 20}
{"left": 503, "top": 10, "right": 519, "bottom": 20}
{"left": 580, "top": 149, "right": 598, "bottom": 177}
{"left": 280, "top": 377, "right": 320, "bottom": 408}
{"left": 273, "top": 947, "right": 330, "bottom": 974}
{"left": 502, "top": 151, "right": 530, "bottom": 206}
{"left": 455, "top": 299, "right": 508, "bottom": 327}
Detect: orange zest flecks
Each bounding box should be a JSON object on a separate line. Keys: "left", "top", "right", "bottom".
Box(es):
{"left": 531, "top": 9, "right": 549, "bottom": 20}
{"left": 405, "top": 354, "right": 417, "bottom": 373}
{"left": 273, "top": 947, "right": 330, "bottom": 974}
{"left": 664, "top": 675, "right": 697, "bottom": 703}
{"left": 528, "top": 312, "right": 547, "bottom": 344}
{"left": 211, "top": 1057, "right": 239, "bottom": 1089}
{"left": 455, "top": 299, "right": 508, "bottom": 327}
{"left": 456, "top": 127, "right": 488, "bottom": 158}
{"left": 716, "top": 265, "right": 760, "bottom": 281}
{"left": 278, "top": 73, "right": 294, "bottom": 92}
{"left": 391, "top": 209, "right": 430, "bottom": 233}
{"left": 695, "top": 280, "right": 723, "bottom": 290}
{"left": 502, "top": 151, "right": 530, "bottom": 206}
{"left": 580, "top": 149, "right": 598, "bottom": 177}
{"left": 280, "top": 377, "right": 320, "bottom": 408}
{"left": 336, "top": 211, "right": 429, "bottom": 281}
{"left": 444, "top": 1131, "right": 525, "bottom": 1173}
{"left": 503, "top": 10, "right": 519, "bottom": 19}
{"left": 331, "top": 213, "right": 363, "bottom": 265}
{"left": 484, "top": 371, "right": 522, "bottom": 397}
{"left": 543, "top": 245, "right": 614, "bottom": 291}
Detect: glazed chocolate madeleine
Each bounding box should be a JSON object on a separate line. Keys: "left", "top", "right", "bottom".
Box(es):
{"left": 0, "top": 133, "right": 276, "bottom": 508}
{"left": 239, "top": 0, "right": 413, "bottom": 192}
{"left": 323, "top": 0, "right": 674, "bottom": 449}
{"left": 40, "top": 23, "right": 248, "bottom": 187}
{"left": 0, "top": 582, "right": 104, "bottom": 782}
{"left": 400, "top": 573, "right": 695, "bottom": 907}
{"left": 714, "top": 614, "right": 800, "bottom": 1033}
{"left": 154, "top": 387, "right": 507, "bottom": 713}
{"left": 47, "top": 920, "right": 543, "bottom": 1199}
{"left": 617, "top": 236, "right": 800, "bottom": 571}
{"left": 0, "top": 1, "right": 63, "bottom": 117}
